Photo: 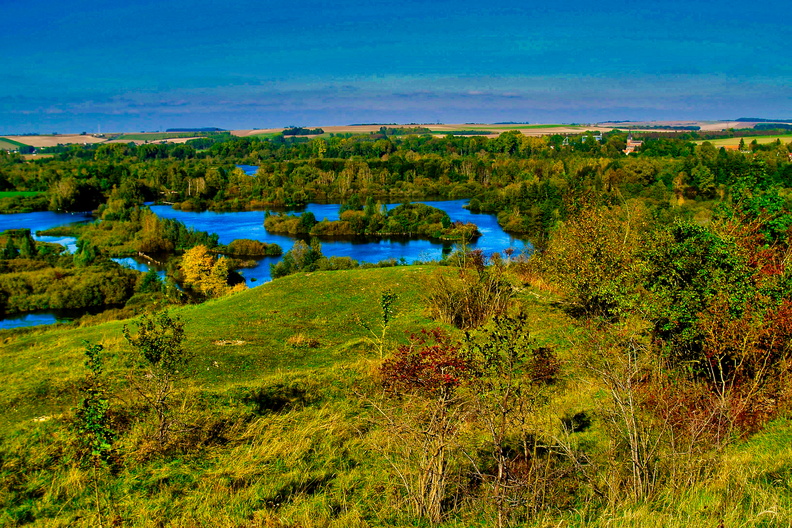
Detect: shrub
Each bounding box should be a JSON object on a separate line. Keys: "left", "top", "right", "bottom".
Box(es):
{"left": 225, "top": 239, "right": 282, "bottom": 257}
{"left": 425, "top": 249, "right": 514, "bottom": 329}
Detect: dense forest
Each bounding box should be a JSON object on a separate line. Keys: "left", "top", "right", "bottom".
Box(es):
{"left": 2, "top": 128, "right": 792, "bottom": 526}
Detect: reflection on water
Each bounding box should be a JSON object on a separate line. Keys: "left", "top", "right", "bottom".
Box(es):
{"left": 0, "top": 201, "right": 533, "bottom": 329}
{"left": 235, "top": 165, "right": 259, "bottom": 176}
{"left": 111, "top": 257, "right": 167, "bottom": 280}
{"left": 148, "top": 199, "right": 532, "bottom": 284}
{"left": 0, "top": 211, "right": 91, "bottom": 255}
{"left": 0, "top": 310, "right": 80, "bottom": 331}
{"left": 0, "top": 211, "right": 92, "bottom": 233}
{"left": 35, "top": 235, "right": 78, "bottom": 253}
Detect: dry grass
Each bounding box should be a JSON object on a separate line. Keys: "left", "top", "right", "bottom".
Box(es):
{"left": 231, "top": 128, "right": 287, "bottom": 137}
{"left": 286, "top": 333, "right": 320, "bottom": 349}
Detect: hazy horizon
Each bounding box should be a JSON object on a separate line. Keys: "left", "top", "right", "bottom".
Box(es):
{"left": 2, "top": 0, "right": 790, "bottom": 135}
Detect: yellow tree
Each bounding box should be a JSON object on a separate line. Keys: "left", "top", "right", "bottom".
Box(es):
{"left": 180, "top": 245, "right": 241, "bottom": 298}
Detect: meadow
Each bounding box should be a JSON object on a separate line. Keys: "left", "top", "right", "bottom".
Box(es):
{"left": 695, "top": 134, "right": 792, "bottom": 147}
{"left": 2, "top": 263, "right": 792, "bottom": 527}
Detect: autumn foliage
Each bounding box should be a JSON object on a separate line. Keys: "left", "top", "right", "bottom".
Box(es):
{"left": 179, "top": 245, "right": 245, "bottom": 299}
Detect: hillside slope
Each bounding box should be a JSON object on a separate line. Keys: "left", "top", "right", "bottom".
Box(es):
{"left": 2, "top": 265, "right": 792, "bottom": 527}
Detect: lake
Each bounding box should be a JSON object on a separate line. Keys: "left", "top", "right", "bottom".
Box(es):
{"left": 0, "top": 210, "right": 91, "bottom": 253}
{"left": 0, "top": 308, "right": 95, "bottom": 331}
{"left": 0, "top": 200, "right": 531, "bottom": 328}
{"left": 148, "top": 199, "right": 532, "bottom": 283}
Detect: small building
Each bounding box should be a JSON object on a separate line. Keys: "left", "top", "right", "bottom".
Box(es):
{"left": 623, "top": 136, "right": 643, "bottom": 154}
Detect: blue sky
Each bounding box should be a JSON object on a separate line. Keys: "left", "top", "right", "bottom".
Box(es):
{"left": 1, "top": 0, "right": 789, "bottom": 133}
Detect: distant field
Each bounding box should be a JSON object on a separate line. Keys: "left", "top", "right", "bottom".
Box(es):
{"left": 232, "top": 123, "right": 601, "bottom": 138}
{"left": 4, "top": 135, "right": 106, "bottom": 148}
{"left": 696, "top": 134, "right": 792, "bottom": 146}
{"left": 0, "top": 137, "right": 30, "bottom": 150}
{"left": 107, "top": 136, "right": 202, "bottom": 145}
{"left": 445, "top": 124, "right": 577, "bottom": 130}
{"left": 243, "top": 131, "right": 283, "bottom": 139}
{"left": 231, "top": 128, "right": 284, "bottom": 137}
{"left": 114, "top": 132, "right": 203, "bottom": 141}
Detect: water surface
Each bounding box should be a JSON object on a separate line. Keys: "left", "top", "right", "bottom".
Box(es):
{"left": 148, "top": 199, "right": 531, "bottom": 283}
{"left": 0, "top": 201, "right": 531, "bottom": 328}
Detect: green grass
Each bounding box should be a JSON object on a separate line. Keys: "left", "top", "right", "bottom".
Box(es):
{"left": 695, "top": 134, "right": 792, "bottom": 146}
{"left": 2, "top": 265, "right": 792, "bottom": 527}
{"left": 0, "top": 137, "right": 31, "bottom": 150}
{"left": 0, "top": 191, "right": 43, "bottom": 198}
{"left": 246, "top": 131, "right": 285, "bottom": 139}
{"left": 0, "top": 266, "right": 443, "bottom": 425}
{"left": 0, "top": 266, "right": 456, "bottom": 526}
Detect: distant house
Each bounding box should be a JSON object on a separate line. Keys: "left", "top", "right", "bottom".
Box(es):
{"left": 623, "top": 136, "right": 643, "bottom": 154}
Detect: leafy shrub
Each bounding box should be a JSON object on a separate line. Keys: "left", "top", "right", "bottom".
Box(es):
{"left": 225, "top": 239, "right": 282, "bottom": 257}
{"left": 425, "top": 249, "right": 514, "bottom": 329}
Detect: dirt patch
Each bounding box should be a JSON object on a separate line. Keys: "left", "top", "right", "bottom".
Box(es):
{"left": 231, "top": 129, "right": 283, "bottom": 137}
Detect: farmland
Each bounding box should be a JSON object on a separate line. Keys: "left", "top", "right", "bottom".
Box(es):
{"left": 0, "top": 137, "right": 30, "bottom": 150}
{"left": 695, "top": 133, "right": 792, "bottom": 147}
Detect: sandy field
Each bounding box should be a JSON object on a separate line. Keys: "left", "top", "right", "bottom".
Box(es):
{"left": 5, "top": 135, "right": 109, "bottom": 147}
{"left": 598, "top": 120, "right": 792, "bottom": 132}
{"left": 232, "top": 128, "right": 284, "bottom": 137}
{"left": 105, "top": 137, "right": 202, "bottom": 145}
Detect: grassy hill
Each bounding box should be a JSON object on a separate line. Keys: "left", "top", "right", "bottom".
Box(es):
{"left": 2, "top": 265, "right": 792, "bottom": 527}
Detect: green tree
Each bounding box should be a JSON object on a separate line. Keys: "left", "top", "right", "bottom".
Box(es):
{"left": 270, "top": 239, "right": 324, "bottom": 279}
{"left": 691, "top": 164, "right": 716, "bottom": 199}
{"left": 74, "top": 341, "right": 115, "bottom": 463}
{"left": 73, "top": 341, "right": 116, "bottom": 526}
{"left": 73, "top": 239, "right": 99, "bottom": 267}
{"left": 17, "top": 231, "right": 37, "bottom": 258}
{"left": 49, "top": 177, "right": 103, "bottom": 212}
{"left": 139, "top": 268, "right": 163, "bottom": 294}
{"left": 643, "top": 221, "right": 753, "bottom": 366}
{"left": 123, "top": 312, "right": 188, "bottom": 445}
{"left": 1, "top": 235, "right": 18, "bottom": 259}
{"left": 464, "top": 314, "right": 560, "bottom": 526}
{"left": 297, "top": 211, "right": 317, "bottom": 234}
{"left": 540, "top": 202, "right": 649, "bottom": 319}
